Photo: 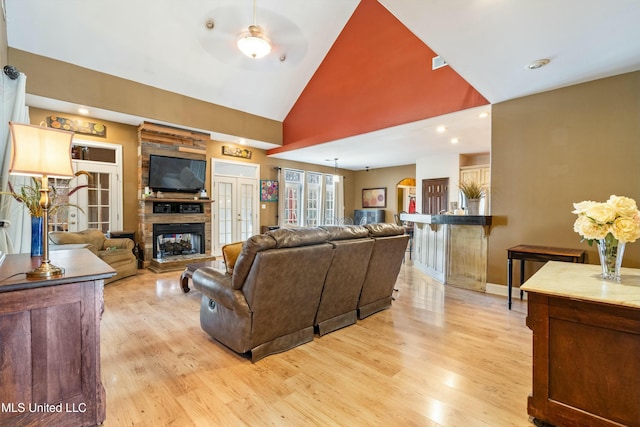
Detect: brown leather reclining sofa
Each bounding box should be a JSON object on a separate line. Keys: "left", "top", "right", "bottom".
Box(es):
{"left": 192, "top": 223, "right": 408, "bottom": 362}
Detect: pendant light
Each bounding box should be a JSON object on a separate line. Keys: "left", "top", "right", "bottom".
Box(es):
{"left": 237, "top": 0, "right": 272, "bottom": 59}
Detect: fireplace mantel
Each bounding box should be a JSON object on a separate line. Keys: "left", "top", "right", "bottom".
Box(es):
{"left": 141, "top": 198, "right": 213, "bottom": 203}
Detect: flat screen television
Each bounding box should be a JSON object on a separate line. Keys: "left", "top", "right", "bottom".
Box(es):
{"left": 148, "top": 154, "right": 206, "bottom": 193}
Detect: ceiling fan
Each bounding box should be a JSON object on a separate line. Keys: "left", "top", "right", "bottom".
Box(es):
{"left": 196, "top": 1, "right": 308, "bottom": 70}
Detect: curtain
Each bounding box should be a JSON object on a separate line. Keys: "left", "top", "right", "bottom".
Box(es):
{"left": 0, "top": 70, "right": 31, "bottom": 254}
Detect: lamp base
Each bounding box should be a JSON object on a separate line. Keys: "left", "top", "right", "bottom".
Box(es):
{"left": 26, "top": 261, "right": 65, "bottom": 279}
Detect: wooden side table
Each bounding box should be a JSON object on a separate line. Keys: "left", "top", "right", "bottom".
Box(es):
{"left": 506, "top": 245, "right": 586, "bottom": 309}
{"left": 180, "top": 259, "right": 218, "bottom": 292}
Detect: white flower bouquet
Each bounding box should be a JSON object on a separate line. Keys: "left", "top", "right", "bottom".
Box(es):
{"left": 572, "top": 195, "right": 640, "bottom": 244}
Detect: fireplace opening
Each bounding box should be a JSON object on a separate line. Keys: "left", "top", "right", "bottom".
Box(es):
{"left": 153, "top": 223, "right": 205, "bottom": 259}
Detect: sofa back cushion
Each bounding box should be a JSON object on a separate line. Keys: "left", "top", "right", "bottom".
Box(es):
{"left": 49, "top": 229, "right": 106, "bottom": 251}
{"left": 315, "top": 237, "right": 374, "bottom": 326}
{"left": 359, "top": 232, "right": 409, "bottom": 308}
{"left": 232, "top": 234, "right": 277, "bottom": 289}
{"left": 321, "top": 225, "right": 369, "bottom": 241}
{"left": 364, "top": 222, "right": 405, "bottom": 237}
{"left": 242, "top": 242, "right": 334, "bottom": 346}
{"left": 267, "top": 227, "right": 330, "bottom": 248}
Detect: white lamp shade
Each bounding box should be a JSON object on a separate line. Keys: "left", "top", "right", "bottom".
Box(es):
{"left": 9, "top": 122, "right": 75, "bottom": 179}
{"left": 237, "top": 25, "right": 272, "bottom": 58}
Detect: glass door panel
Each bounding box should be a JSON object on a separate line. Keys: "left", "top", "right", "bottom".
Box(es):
{"left": 212, "top": 160, "right": 259, "bottom": 255}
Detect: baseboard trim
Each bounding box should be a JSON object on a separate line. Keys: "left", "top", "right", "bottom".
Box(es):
{"left": 485, "top": 282, "right": 528, "bottom": 301}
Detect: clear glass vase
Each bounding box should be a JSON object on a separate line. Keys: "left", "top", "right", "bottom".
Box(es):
{"left": 597, "top": 234, "right": 626, "bottom": 282}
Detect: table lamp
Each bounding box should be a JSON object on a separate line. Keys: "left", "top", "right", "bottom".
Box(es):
{"left": 8, "top": 122, "right": 75, "bottom": 278}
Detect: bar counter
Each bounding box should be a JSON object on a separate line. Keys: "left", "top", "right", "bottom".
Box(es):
{"left": 400, "top": 213, "right": 492, "bottom": 291}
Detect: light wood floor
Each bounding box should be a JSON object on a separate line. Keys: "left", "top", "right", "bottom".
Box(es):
{"left": 101, "top": 261, "right": 533, "bottom": 427}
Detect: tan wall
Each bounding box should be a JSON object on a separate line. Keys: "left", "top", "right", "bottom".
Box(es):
{"left": 9, "top": 49, "right": 282, "bottom": 146}
{"left": 352, "top": 164, "right": 416, "bottom": 223}
{"left": 28, "top": 108, "right": 358, "bottom": 231}
{"left": 489, "top": 71, "right": 640, "bottom": 286}
{"left": 204, "top": 142, "right": 356, "bottom": 226}
{"left": 29, "top": 108, "right": 140, "bottom": 231}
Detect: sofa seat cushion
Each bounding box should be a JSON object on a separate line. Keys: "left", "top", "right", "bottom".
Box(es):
{"left": 98, "top": 248, "right": 135, "bottom": 265}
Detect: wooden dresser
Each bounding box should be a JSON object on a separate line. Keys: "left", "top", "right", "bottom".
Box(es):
{"left": 521, "top": 261, "right": 640, "bottom": 427}
{"left": 0, "top": 249, "right": 115, "bottom": 426}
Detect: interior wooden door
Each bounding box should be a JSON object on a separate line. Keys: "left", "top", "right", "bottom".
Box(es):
{"left": 422, "top": 178, "right": 449, "bottom": 214}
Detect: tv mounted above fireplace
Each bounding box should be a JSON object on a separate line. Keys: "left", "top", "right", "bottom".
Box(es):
{"left": 148, "top": 154, "right": 206, "bottom": 193}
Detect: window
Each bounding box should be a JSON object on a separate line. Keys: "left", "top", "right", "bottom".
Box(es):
{"left": 324, "top": 175, "right": 336, "bottom": 225}
{"left": 281, "top": 168, "right": 343, "bottom": 227}
{"left": 306, "top": 173, "right": 322, "bottom": 227}
{"left": 284, "top": 169, "right": 303, "bottom": 226}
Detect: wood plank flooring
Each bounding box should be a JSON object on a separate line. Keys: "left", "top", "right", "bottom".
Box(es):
{"left": 101, "top": 262, "right": 533, "bottom": 426}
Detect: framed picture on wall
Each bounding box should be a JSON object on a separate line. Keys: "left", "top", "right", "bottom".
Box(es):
{"left": 260, "top": 180, "right": 279, "bottom": 202}
{"left": 362, "top": 187, "right": 387, "bottom": 208}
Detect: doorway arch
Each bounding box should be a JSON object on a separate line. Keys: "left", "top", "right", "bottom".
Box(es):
{"left": 396, "top": 177, "right": 416, "bottom": 214}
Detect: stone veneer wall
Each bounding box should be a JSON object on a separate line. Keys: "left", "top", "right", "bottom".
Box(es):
{"left": 137, "top": 122, "right": 212, "bottom": 266}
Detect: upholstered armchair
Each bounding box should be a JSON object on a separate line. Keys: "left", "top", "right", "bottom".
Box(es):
{"left": 49, "top": 229, "right": 137, "bottom": 284}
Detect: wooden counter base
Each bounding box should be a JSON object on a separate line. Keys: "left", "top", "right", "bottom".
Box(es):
{"left": 0, "top": 249, "right": 114, "bottom": 426}
{"left": 522, "top": 262, "right": 640, "bottom": 427}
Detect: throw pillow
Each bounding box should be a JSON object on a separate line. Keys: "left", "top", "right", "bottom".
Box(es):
{"left": 222, "top": 241, "right": 243, "bottom": 274}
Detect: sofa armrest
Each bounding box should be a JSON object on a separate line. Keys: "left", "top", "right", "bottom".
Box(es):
{"left": 103, "top": 237, "right": 134, "bottom": 251}
{"left": 192, "top": 267, "right": 237, "bottom": 310}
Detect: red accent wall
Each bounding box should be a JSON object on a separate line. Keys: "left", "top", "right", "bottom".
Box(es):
{"left": 270, "top": 0, "right": 488, "bottom": 155}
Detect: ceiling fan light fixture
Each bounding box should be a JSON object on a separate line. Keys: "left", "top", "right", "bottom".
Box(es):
{"left": 526, "top": 58, "right": 550, "bottom": 70}
{"left": 237, "top": 25, "right": 272, "bottom": 58}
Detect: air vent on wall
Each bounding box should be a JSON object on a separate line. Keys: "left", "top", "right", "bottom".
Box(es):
{"left": 432, "top": 56, "right": 448, "bottom": 70}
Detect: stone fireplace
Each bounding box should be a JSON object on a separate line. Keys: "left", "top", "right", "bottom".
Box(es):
{"left": 136, "top": 122, "right": 215, "bottom": 272}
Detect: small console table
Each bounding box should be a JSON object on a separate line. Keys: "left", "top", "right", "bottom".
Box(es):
{"left": 507, "top": 244, "right": 586, "bottom": 309}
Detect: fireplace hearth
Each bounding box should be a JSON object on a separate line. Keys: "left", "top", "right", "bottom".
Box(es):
{"left": 153, "top": 223, "right": 205, "bottom": 259}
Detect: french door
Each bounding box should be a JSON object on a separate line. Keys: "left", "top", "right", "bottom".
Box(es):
{"left": 68, "top": 162, "right": 121, "bottom": 232}
{"left": 212, "top": 160, "right": 259, "bottom": 255}
{"left": 49, "top": 140, "right": 123, "bottom": 234}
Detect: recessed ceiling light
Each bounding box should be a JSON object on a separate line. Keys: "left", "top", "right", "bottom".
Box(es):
{"left": 478, "top": 112, "right": 489, "bottom": 119}
{"left": 78, "top": 107, "right": 89, "bottom": 115}
{"left": 238, "top": 138, "right": 247, "bottom": 145}
{"left": 526, "top": 58, "right": 550, "bottom": 70}
{"left": 451, "top": 138, "right": 459, "bottom": 144}
{"left": 436, "top": 125, "right": 447, "bottom": 133}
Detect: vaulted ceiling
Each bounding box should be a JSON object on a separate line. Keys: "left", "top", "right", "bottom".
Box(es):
{"left": 5, "top": 0, "right": 640, "bottom": 170}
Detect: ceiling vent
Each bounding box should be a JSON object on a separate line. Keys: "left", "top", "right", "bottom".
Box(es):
{"left": 432, "top": 56, "right": 448, "bottom": 70}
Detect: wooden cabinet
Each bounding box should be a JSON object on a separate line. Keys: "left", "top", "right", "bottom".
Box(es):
{"left": 522, "top": 262, "right": 640, "bottom": 427}
{"left": 0, "top": 249, "right": 114, "bottom": 426}
{"left": 459, "top": 165, "right": 490, "bottom": 214}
